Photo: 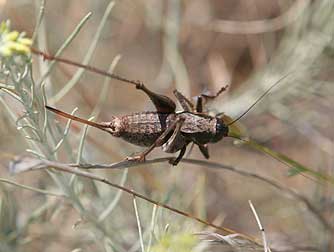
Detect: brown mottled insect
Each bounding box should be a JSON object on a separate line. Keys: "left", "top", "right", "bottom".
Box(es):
{"left": 35, "top": 49, "right": 285, "bottom": 165}
{"left": 46, "top": 83, "right": 229, "bottom": 165}
{"left": 46, "top": 73, "right": 282, "bottom": 165}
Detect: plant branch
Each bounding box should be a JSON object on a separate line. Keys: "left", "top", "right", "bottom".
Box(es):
{"left": 11, "top": 156, "right": 258, "bottom": 242}
{"left": 209, "top": 0, "right": 309, "bottom": 34}
{"left": 0, "top": 177, "right": 65, "bottom": 197}
{"left": 71, "top": 157, "right": 333, "bottom": 233}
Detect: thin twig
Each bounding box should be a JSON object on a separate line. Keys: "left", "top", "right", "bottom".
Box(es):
{"left": 209, "top": 0, "right": 309, "bottom": 34}
{"left": 98, "top": 168, "right": 128, "bottom": 222}
{"left": 133, "top": 196, "right": 145, "bottom": 252}
{"left": 249, "top": 200, "right": 270, "bottom": 252}
{"left": 13, "top": 157, "right": 252, "bottom": 239}
{"left": 71, "top": 157, "right": 333, "bottom": 233}
{"left": 51, "top": 1, "right": 116, "bottom": 102}
{"left": 146, "top": 205, "right": 158, "bottom": 252}
{"left": 31, "top": 0, "right": 46, "bottom": 43}
{"left": 36, "top": 12, "right": 92, "bottom": 88}
{"left": 0, "top": 177, "right": 65, "bottom": 197}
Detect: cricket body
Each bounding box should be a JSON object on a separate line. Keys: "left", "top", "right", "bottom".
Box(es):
{"left": 39, "top": 49, "right": 286, "bottom": 166}
{"left": 46, "top": 83, "right": 229, "bottom": 165}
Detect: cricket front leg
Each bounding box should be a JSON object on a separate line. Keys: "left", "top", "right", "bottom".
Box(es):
{"left": 195, "top": 85, "right": 229, "bottom": 112}
{"left": 197, "top": 144, "right": 209, "bottom": 159}
{"left": 126, "top": 118, "right": 184, "bottom": 163}
{"left": 135, "top": 82, "right": 176, "bottom": 113}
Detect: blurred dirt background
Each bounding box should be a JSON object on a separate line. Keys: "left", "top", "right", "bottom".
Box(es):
{"left": 0, "top": 0, "right": 334, "bottom": 251}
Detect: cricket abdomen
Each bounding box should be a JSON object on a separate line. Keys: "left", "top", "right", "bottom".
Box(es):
{"left": 111, "top": 111, "right": 227, "bottom": 149}
{"left": 118, "top": 112, "right": 176, "bottom": 147}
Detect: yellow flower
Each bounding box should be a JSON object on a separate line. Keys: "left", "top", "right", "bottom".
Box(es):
{"left": 0, "top": 20, "right": 10, "bottom": 34}
{"left": 9, "top": 41, "right": 31, "bottom": 54}
{"left": 151, "top": 233, "right": 198, "bottom": 252}
{"left": 0, "top": 45, "right": 12, "bottom": 57}
{"left": 3, "top": 31, "right": 19, "bottom": 42}
{"left": 0, "top": 20, "right": 32, "bottom": 57}
{"left": 18, "top": 38, "right": 33, "bottom": 46}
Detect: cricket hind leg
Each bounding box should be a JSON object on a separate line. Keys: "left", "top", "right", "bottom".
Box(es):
{"left": 173, "top": 90, "right": 195, "bottom": 112}
{"left": 135, "top": 82, "right": 176, "bottom": 113}
{"left": 126, "top": 118, "right": 185, "bottom": 163}
{"left": 195, "top": 85, "right": 228, "bottom": 112}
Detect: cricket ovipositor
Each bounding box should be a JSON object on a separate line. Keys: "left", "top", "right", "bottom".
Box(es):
{"left": 46, "top": 73, "right": 284, "bottom": 165}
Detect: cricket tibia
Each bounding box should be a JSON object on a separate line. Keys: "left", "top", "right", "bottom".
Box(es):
{"left": 45, "top": 106, "right": 108, "bottom": 131}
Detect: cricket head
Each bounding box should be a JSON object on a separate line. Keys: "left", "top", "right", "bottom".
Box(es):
{"left": 210, "top": 117, "right": 229, "bottom": 143}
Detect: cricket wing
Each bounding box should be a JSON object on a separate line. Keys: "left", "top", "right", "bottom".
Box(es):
{"left": 179, "top": 113, "right": 216, "bottom": 134}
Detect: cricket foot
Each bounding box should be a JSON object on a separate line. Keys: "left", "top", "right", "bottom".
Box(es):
{"left": 168, "top": 158, "right": 179, "bottom": 166}
{"left": 126, "top": 155, "right": 146, "bottom": 163}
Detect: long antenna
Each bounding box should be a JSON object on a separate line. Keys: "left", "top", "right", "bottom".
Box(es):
{"left": 227, "top": 72, "right": 292, "bottom": 126}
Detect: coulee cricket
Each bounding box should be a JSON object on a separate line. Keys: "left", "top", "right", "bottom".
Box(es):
{"left": 36, "top": 51, "right": 283, "bottom": 166}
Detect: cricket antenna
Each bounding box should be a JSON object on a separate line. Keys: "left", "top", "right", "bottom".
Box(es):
{"left": 227, "top": 72, "right": 292, "bottom": 126}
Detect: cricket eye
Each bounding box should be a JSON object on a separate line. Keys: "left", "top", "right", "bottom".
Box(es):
{"left": 217, "top": 121, "right": 228, "bottom": 136}
{"left": 211, "top": 119, "right": 229, "bottom": 143}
